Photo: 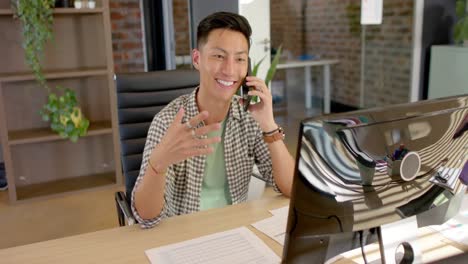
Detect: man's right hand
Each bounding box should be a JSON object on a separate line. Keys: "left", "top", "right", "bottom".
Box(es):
{"left": 149, "top": 108, "right": 221, "bottom": 172}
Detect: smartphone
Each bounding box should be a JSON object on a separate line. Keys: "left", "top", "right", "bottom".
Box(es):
{"left": 241, "top": 58, "right": 252, "bottom": 112}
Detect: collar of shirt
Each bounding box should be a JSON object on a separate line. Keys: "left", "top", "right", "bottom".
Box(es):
{"left": 182, "top": 87, "right": 244, "bottom": 127}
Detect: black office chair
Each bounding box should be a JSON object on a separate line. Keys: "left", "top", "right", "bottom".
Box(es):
{"left": 114, "top": 69, "right": 199, "bottom": 226}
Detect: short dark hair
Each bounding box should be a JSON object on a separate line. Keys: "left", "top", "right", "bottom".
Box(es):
{"left": 197, "top": 11, "right": 252, "bottom": 49}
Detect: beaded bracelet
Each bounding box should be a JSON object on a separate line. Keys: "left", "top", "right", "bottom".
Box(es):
{"left": 148, "top": 159, "right": 165, "bottom": 175}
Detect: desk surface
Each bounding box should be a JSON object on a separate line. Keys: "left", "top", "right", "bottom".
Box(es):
{"left": 1, "top": 193, "right": 466, "bottom": 263}
{"left": 0, "top": 194, "right": 289, "bottom": 263}
{"left": 334, "top": 227, "right": 468, "bottom": 263}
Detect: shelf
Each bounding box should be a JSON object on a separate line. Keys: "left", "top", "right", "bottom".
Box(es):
{"left": 0, "top": 8, "right": 103, "bottom": 16}
{"left": 8, "top": 120, "right": 112, "bottom": 145}
{"left": 0, "top": 0, "right": 120, "bottom": 204}
{"left": 0, "top": 68, "right": 108, "bottom": 83}
{"left": 16, "top": 171, "right": 116, "bottom": 201}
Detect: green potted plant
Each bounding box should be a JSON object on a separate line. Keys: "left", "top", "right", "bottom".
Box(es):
{"left": 252, "top": 45, "right": 283, "bottom": 86}
{"left": 454, "top": 0, "right": 468, "bottom": 46}
{"left": 11, "top": 0, "right": 89, "bottom": 142}
{"left": 247, "top": 45, "right": 282, "bottom": 104}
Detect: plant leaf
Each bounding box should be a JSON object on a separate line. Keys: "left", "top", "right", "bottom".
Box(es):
{"left": 70, "top": 135, "right": 78, "bottom": 143}
{"left": 65, "top": 121, "right": 75, "bottom": 133}
{"left": 41, "top": 114, "right": 49, "bottom": 122}
{"left": 265, "top": 45, "right": 282, "bottom": 85}
{"left": 252, "top": 55, "right": 266, "bottom": 77}
{"left": 77, "top": 117, "right": 89, "bottom": 136}
{"left": 463, "top": 17, "right": 468, "bottom": 40}
{"left": 454, "top": 20, "right": 463, "bottom": 44}
{"left": 456, "top": 0, "right": 466, "bottom": 18}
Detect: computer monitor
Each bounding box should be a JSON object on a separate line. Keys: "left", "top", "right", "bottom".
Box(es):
{"left": 282, "top": 95, "right": 468, "bottom": 263}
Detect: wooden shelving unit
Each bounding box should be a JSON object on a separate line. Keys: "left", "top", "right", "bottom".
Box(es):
{"left": 0, "top": 8, "right": 104, "bottom": 16}
{"left": 16, "top": 171, "right": 115, "bottom": 201}
{"left": 0, "top": 68, "right": 108, "bottom": 82}
{"left": 8, "top": 120, "right": 112, "bottom": 145}
{"left": 0, "top": 0, "right": 121, "bottom": 203}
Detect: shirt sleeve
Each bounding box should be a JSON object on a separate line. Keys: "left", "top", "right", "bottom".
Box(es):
{"left": 253, "top": 126, "right": 281, "bottom": 193}
{"left": 131, "top": 114, "right": 170, "bottom": 229}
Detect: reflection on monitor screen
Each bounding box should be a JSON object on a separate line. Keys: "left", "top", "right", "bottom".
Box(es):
{"left": 282, "top": 95, "right": 468, "bottom": 263}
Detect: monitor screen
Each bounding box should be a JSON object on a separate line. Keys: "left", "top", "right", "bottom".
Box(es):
{"left": 282, "top": 95, "right": 468, "bottom": 263}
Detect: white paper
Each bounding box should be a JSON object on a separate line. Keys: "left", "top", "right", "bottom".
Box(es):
{"left": 145, "top": 227, "right": 280, "bottom": 264}
{"left": 269, "top": 206, "right": 289, "bottom": 217}
{"left": 361, "top": 0, "right": 383, "bottom": 25}
{"left": 252, "top": 207, "right": 289, "bottom": 246}
{"left": 430, "top": 195, "right": 468, "bottom": 246}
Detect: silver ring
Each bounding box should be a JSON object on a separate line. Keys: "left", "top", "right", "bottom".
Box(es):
{"left": 186, "top": 121, "right": 194, "bottom": 130}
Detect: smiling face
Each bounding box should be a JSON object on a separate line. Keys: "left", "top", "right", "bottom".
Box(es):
{"left": 192, "top": 28, "right": 249, "bottom": 106}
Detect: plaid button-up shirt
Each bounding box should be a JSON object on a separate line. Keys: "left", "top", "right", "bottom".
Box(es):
{"left": 131, "top": 88, "right": 279, "bottom": 228}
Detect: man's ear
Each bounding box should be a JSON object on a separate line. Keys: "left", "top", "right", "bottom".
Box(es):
{"left": 192, "top": 49, "right": 200, "bottom": 70}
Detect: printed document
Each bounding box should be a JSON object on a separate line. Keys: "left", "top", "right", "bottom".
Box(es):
{"left": 430, "top": 194, "right": 468, "bottom": 246}
{"left": 269, "top": 206, "right": 289, "bottom": 217}
{"left": 145, "top": 227, "right": 280, "bottom": 264}
{"left": 252, "top": 206, "right": 289, "bottom": 246}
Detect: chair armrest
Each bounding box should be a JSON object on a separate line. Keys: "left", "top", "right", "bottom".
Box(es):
{"left": 252, "top": 165, "right": 271, "bottom": 185}
{"left": 252, "top": 171, "right": 265, "bottom": 181}
{"left": 115, "top": 191, "right": 136, "bottom": 226}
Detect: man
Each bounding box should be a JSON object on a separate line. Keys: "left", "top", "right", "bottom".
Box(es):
{"left": 132, "top": 11, "right": 294, "bottom": 228}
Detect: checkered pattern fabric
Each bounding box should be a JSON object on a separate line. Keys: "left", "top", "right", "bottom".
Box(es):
{"left": 131, "top": 88, "right": 279, "bottom": 228}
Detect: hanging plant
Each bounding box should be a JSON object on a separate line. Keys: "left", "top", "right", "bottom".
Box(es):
{"left": 11, "top": 0, "right": 89, "bottom": 142}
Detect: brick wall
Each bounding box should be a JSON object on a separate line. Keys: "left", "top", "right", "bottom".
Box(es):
{"left": 109, "top": 0, "right": 191, "bottom": 72}
{"left": 173, "top": 0, "right": 191, "bottom": 56}
{"left": 271, "top": 0, "right": 414, "bottom": 108}
{"left": 270, "top": 1, "right": 304, "bottom": 57}
{"left": 109, "top": 0, "right": 145, "bottom": 72}
{"left": 363, "top": 0, "right": 414, "bottom": 107}
{"left": 114, "top": 0, "right": 415, "bottom": 106}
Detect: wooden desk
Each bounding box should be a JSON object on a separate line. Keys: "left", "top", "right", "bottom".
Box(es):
{"left": 277, "top": 59, "right": 339, "bottom": 113}
{"left": 0, "top": 193, "right": 466, "bottom": 263}
{"left": 334, "top": 227, "right": 468, "bottom": 263}
{"left": 0, "top": 194, "right": 289, "bottom": 263}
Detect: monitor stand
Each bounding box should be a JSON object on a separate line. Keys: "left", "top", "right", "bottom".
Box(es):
{"left": 378, "top": 216, "right": 422, "bottom": 264}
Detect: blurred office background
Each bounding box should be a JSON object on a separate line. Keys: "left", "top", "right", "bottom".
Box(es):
{"left": 1, "top": 0, "right": 465, "bottom": 249}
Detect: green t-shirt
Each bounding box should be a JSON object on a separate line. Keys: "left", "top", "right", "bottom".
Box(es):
{"left": 199, "top": 119, "right": 232, "bottom": 210}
